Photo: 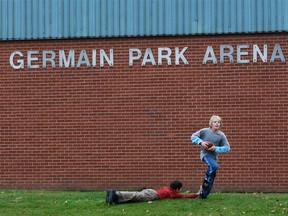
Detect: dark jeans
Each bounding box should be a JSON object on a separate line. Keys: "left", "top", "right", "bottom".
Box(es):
{"left": 200, "top": 155, "right": 219, "bottom": 198}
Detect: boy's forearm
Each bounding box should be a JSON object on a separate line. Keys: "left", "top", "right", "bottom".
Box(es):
{"left": 215, "top": 146, "right": 230, "bottom": 153}
{"left": 181, "top": 193, "right": 199, "bottom": 198}
{"left": 191, "top": 136, "right": 202, "bottom": 145}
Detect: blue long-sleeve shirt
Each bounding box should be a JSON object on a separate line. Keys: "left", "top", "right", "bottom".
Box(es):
{"left": 191, "top": 128, "right": 230, "bottom": 161}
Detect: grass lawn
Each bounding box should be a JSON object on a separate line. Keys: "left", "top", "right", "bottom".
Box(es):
{"left": 0, "top": 190, "right": 287, "bottom": 216}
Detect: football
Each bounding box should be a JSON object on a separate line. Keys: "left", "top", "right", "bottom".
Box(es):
{"left": 206, "top": 141, "right": 214, "bottom": 148}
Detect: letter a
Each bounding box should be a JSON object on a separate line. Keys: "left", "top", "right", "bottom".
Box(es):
{"left": 203, "top": 46, "right": 217, "bottom": 64}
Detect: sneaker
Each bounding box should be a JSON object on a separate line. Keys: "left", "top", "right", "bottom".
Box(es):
{"left": 106, "top": 189, "right": 113, "bottom": 205}
{"left": 112, "top": 190, "right": 118, "bottom": 203}
{"left": 198, "top": 185, "right": 207, "bottom": 199}
{"left": 106, "top": 189, "right": 118, "bottom": 205}
{"left": 106, "top": 190, "right": 111, "bottom": 204}
{"left": 199, "top": 193, "right": 207, "bottom": 199}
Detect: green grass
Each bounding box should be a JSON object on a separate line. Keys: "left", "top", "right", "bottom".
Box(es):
{"left": 0, "top": 190, "right": 287, "bottom": 216}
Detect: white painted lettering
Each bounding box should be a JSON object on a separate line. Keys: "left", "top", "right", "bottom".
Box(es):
{"left": 27, "top": 51, "right": 40, "bottom": 69}
{"left": 203, "top": 46, "right": 217, "bottom": 64}
{"left": 129, "top": 48, "right": 141, "bottom": 66}
{"left": 220, "top": 45, "right": 234, "bottom": 63}
{"left": 237, "top": 45, "right": 249, "bottom": 64}
{"left": 59, "top": 50, "right": 75, "bottom": 68}
{"left": 270, "top": 44, "right": 285, "bottom": 62}
{"left": 10, "top": 51, "right": 24, "bottom": 69}
{"left": 158, "top": 47, "right": 172, "bottom": 65}
{"left": 43, "top": 50, "right": 56, "bottom": 68}
{"left": 142, "top": 48, "right": 156, "bottom": 66}
{"left": 175, "top": 47, "right": 188, "bottom": 65}
{"left": 77, "top": 50, "right": 91, "bottom": 68}
{"left": 100, "top": 49, "right": 114, "bottom": 67}
{"left": 253, "top": 45, "right": 267, "bottom": 62}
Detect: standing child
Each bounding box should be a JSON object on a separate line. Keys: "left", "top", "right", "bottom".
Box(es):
{"left": 190, "top": 115, "right": 230, "bottom": 198}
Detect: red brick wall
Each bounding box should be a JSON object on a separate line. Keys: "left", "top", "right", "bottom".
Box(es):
{"left": 0, "top": 33, "right": 287, "bottom": 192}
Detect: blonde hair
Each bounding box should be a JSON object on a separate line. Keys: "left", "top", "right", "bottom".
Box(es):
{"left": 209, "top": 115, "right": 222, "bottom": 128}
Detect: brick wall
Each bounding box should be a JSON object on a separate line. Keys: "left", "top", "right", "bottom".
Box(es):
{"left": 0, "top": 33, "right": 287, "bottom": 192}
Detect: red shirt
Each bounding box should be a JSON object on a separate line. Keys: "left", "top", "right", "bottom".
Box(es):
{"left": 156, "top": 187, "right": 198, "bottom": 199}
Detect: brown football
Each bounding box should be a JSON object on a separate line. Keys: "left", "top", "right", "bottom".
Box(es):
{"left": 206, "top": 141, "right": 214, "bottom": 148}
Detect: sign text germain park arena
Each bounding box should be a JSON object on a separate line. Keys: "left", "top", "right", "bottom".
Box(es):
{"left": 9, "top": 44, "right": 285, "bottom": 70}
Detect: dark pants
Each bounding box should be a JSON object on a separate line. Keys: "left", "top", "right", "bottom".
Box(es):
{"left": 200, "top": 155, "right": 219, "bottom": 198}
